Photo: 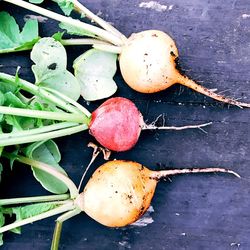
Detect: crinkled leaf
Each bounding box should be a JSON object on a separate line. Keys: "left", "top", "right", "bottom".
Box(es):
{"left": 40, "top": 71, "right": 81, "bottom": 101}
{"left": 6, "top": 203, "right": 59, "bottom": 221}
{"left": 31, "top": 37, "right": 67, "bottom": 83}
{"left": 0, "top": 12, "right": 39, "bottom": 53}
{"left": 73, "top": 49, "right": 117, "bottom": 101}
{"left": 23, "top": 140, "right": 68, "bottom": 194}
{"left": 0, "top": 80, "right": 18, "bottom": 94}
{"left": 4, "top": 92, "right": 26, "bottom": 108}
{"left": 31, "top": 37, "right": 81, "bottom": 100}
{"left": 0, "top": 91, "right": 4, "bottom": 105}
{"left": 59, "top": 22, "right": 96, "bottom": 37}
{"left": 55, "top": 0, "right": 74, "bottom": 16}
{"left": 1, "top": 202, "right": 59, "bottom": 236}
{"left": 5, "top": 115, "right": 23, "bottom": 131}
{"left": 29, "top": 0, "right": 73, "bottom": 15}
{"left": 52, "top": 31, "right": 64, "bottom": 42}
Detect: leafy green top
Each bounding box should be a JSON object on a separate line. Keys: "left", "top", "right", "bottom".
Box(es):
{"left": 0, "top": 11, "right": 39, "bottom": 54}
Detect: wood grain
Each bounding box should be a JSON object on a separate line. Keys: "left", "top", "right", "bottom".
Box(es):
{"left": 0, "top": 0, "right": 249, "bottom": 249}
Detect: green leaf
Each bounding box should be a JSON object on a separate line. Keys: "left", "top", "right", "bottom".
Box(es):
{"left": 0, "top": 127, "right": 3, "bottom": 157}
{"left": 40, "top": 71, "right": 81, "bottom": 101}
{"left": 1, "top": 202, "right": 59, "bottom": 236}
{"left": 0, "top": 209, "right": 5, "bottom": 246}
{"left": 52, "top": 31, "right": 64, "bottom": 42}
{"left": 31, "top": 37, "right": 67, "bottom": 83}
{"left": 59, "top": 22, "right": 96, "bottom": 37}
{"left": 29, "top": 0, "right": 44, "bottom": 3}
{"left": 5, "top": 115, "right": 23, "bottom": 131}
{"left": 0, "top": 80, "right": 18, "bottom": 94}
{"left": 23, "top": 140, "right": 68, "bottom": 194}
{"left": 56, "top": 0, "right": 74, "bottom": 16}
{"left": 9, "top": 203, "right": 59, "bottom": 221}
{"left": 4, "top": 92, "right": 26, "bottom": 108}
{"left": 31, "top": 37, "right": 81, "bottom": 100}
{"left": 73, "top": 49, "right": 118, "bottom": 101}
{"left": 0, "top": 91, "right": 5, "bottom": 105}
{"left": 0, "top": 12, "right": 39, "bottom": 53}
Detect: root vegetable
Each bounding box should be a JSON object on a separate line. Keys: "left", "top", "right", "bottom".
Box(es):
{"left": 119, "top": 30, "right": 250, "bottom": 107}
{"left": 0, "top": 155, "right": 240, "bottom": 249}
{"left": 75, "top": 160, "right": 240, "bottom": 227}
{"left": 89, "top": 97, "right": 211, "bottom": 151}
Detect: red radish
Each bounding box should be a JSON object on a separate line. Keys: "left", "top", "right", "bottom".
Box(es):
{"left": 89, "top": 97, "right": 211, "bottom": 151}
{"left": 89, "top": 97, "right": 144, "bottom": 151}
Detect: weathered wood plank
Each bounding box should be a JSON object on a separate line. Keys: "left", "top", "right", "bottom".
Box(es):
{"left": 0, "top": 0, "right": 249, "bottom": 249}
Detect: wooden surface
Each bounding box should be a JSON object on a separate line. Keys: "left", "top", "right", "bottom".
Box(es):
{"left": 0, "top": 0, "right": 250, "bottom": 249}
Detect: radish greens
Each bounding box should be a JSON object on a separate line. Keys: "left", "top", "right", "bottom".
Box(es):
{"left": 0, "top": 11, "right": 39, "bottom": 54}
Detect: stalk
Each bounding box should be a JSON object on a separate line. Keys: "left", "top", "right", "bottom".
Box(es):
{"left": 60, "top": 38, "right": 112, "bottom": 46}
{"left": 151, "top": 167, "right": 241, "bottom": 180}
{"left": 51, "top": 208, "right": 81, "bottom": 250}
{"left": 42, "top": 87, "right": 91, "bottom": 117}
{"left": 93, "top": 44, "right": 122, "bottom": 54}
{"left": 0, "top": 122, "right": 78, "bottom": 139}
{"left": 0, "top": 194, "right": 70, "bottom": 206}
{"left": 2, "top": 153, "right": 79, "bottom": 198}
{"left": 0, "top": 73, "right": 86, "bottom": 114}
{"left": 0, "top": 124, "right": 88, "bottom": 147}
{"left": 0, "top": 201, "right": 75, "bottom": 234}
{"left": 67, "top": 0, "right": 127, "bottom": 42}
{"left": 4, "top": 0, "right": 123, "bottom": 46}
{"left": 0, "top": 106, "right": 86, "bottom": 123}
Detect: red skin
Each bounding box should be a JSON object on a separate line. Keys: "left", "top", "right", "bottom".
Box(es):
{"left": 89, "top": 97, "right": 144, "bottom": 152}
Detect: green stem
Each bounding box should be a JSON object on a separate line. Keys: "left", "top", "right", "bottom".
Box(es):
{"left": 68, "top": 0, "right": 127, "bottom": 42}
{"left": 0, "top": 106, "right": 85, "bottom": 123}
{"left": 4, "top": 0, "right": 123, "bottom": 46}
{"left": 0, "top": 122, "right": 78, "bottom": 139}
{"left": 0, "top": 73, "right": 87, "bottom": 115}
{"left": 0, "top": 124, "right": 88, "bottom": 147}
{"left": 93, "top": 44, "right": 122, "bottom": 54}
{"left": 61, "top": 38, "right": 111, "bottom": 46}
{"left": 0, "top": 38, "right": 122, "bottom": 55}
{"left": 42, "top": 87, "right": 91, "bottom": 117}
{"left": 62, "top": 38, "right": 122, "bottom": 54}
{"left": 0, "top": 201, "right": 75, "bottom": 234}
{"left": 0, "top": 194, "right": 70, "bottom": 206}
{"left": 51, "top": 208, "right": 81, "bottom": 250}
{"left": 2, "top": 153, "right": 79, "bottom": 198}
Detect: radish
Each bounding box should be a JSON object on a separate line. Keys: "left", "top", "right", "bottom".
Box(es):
{"left": 0, "top": 73, "right": 211, "bottom": 151}
{"left": 3, "top": 0, "right": 250, "bottom": 107}
{"left": 118, "top": 30, "right": 250, "bottom": 108}
{"left": 89, "top": 97, "right": 211, "bottom": 152}
{"left": 75, "top": 160, "right": 240, "bottom": 227}
{"left": 0, "top": 156, "right": 240, "bottom": 249}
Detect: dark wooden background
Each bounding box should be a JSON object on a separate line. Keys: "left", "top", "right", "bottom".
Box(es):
{"left": 0, "top": 0, "right": 250, "bottom": 249}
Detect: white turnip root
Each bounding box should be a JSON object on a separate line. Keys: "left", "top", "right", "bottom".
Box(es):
{"left": 89, "top": 97, "right": 211, "bottom": 151}
{"left": 75, "top": 160, "right": 240, "bottom": 227}
{"left": 119, "top": 30, "right": 250, "bottom": 107}
{"left": 0, "top": 155, "right": 240, "bottom": 249}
